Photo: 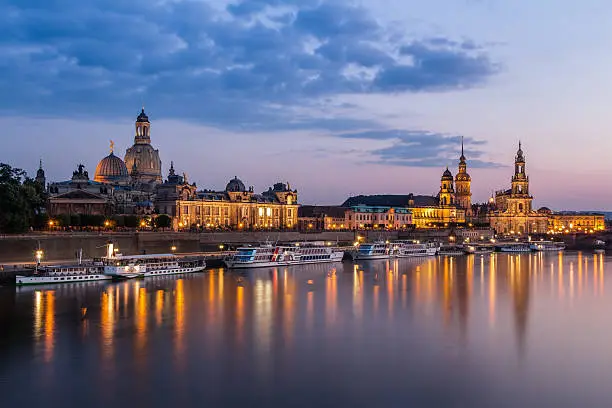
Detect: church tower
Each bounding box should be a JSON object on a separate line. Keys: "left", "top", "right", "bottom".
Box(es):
{"left": 35, "top": 159, "right": 46, "bottom": 188}
{"left": 454, "top": 137, "right": 472, "bottom": 215}
{"left": 439, "top": 167, "right": 455, "bottom": 206}
{"left": 124, "top": 108, "right": 163, "bottom": 186}
{"left": 508, "top": 141, "right": 532, "bottom": 214}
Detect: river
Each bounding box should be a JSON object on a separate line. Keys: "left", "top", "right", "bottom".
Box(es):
{"left": 0, "top": 252, "right": 610, "bottom": 407}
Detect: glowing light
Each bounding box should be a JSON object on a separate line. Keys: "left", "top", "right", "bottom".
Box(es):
{"left": 171, "top": 245, "right": 177, "bottom": 252}
{"left": 219, "top": 244, "right": 225, "bottom": 250}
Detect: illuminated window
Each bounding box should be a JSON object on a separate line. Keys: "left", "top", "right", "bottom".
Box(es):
{"left": 266, "top": 208, "right": 272, "bottom": 217}
{"left": 258, "top": 208, "right": 264, "bottom": 217}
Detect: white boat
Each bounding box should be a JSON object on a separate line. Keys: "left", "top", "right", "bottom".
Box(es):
{"left": 392, "top": 241, "right": 438, "bottom": 257}
{"left": 15, "top": 263, "right": 110, "bottom": 286}
{"left": 497, "top": 242, "right": 531, "bottom": 253}
{"left": 354, "top": 241, "right": 392, "bottom": 260}
{"left": 102, "top": 253, "right": 206, "bottom": 279}
{"left": 464, "top": 244, "right": 495, "bottom": 255}
{"left": 225, "top": 243, "right": 344, "bottom": 269}
{"left": 594, "top": 239, "right": 606, "bottom": 253}
{"left": 438, "top": 245, "right": 465, "bottom": 256}
{"left": 529, "top": 241, "right": 565, "bottom": 252}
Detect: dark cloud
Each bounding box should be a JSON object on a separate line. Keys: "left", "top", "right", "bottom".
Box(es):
{"left": 0, "top": 0, "right": 499, "bottom": 131}
{"left": 337, "top": 130, "right": 502, "bottom": 168}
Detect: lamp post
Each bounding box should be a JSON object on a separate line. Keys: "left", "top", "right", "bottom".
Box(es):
{"left": 35, "top": 249, "right": 43, "bottom": 273}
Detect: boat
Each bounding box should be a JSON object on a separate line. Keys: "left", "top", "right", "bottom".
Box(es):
{"left": 224, "top": 242, "right": 344, "bottom": 269}
{"left": 594, "top": 239, "right": 606, "bottom": 253}
{"left": 464, "top": 244, "right": 495, "bottom": 255}
{"left": 15, "top": 263, "right": 110, "bottom": 286}
{"left": 529, "top": 241, "right": 565, "bottom": 252}
{"left": 353, "top": 241, "right": 392, "bottom": 260}
{"left": 392, "top": 241, "right": 438, "bottom": 257}
{"left": 496, "top": 242, "right": 531, "bottom": 253}
{"left": 438, "top": 245, "right": 465, "bottom": 256}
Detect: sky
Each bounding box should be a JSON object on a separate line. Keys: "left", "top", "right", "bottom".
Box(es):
{"left": 1, "top": 0, "right": 611, "bottom": 210}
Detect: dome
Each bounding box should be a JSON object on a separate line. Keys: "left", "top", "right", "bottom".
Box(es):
{"left": 442, "top": 168, "right": 453, "bottom": 180}
{"left": 455, "top": 172, "right": 471, "bottom": 182}
{"left": 226, "top": 176, "right": 246, "bottom": 192}
{"left": 538, "top": 207, "right": 552, "bottom": 215}
{"left": 94, "top": 152, "right": 129, "bottom": 184}
{"left": 136, "top": 108, "right": 149, "bottom": 123}
{"left": 124, "top": 143, "right": 162, "bottom": 184}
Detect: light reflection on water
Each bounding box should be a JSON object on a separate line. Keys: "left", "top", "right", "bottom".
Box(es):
{"left": 1, "top": 252, "right": 612, "bottom": 406}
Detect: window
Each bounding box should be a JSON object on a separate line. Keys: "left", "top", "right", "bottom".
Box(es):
{"left": 183, "top": 206, "right": 189, "bottom": 215}
{"left": 258, "top": 208, "right": 264, "bottom": 217}
{"left": 266, "top": 208, "right": 272, "bottom": 217}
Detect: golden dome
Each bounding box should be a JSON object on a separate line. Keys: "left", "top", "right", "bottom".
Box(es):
{"left": 94, "top": 152, "right": 129, "bottom": 184}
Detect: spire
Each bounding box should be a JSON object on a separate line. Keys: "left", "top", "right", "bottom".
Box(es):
{"left": 109, "top": 139, "right": 114, "bottom": 154}
{"left": 39, "top": 158, "right": 43, "bottom": 170}
{"left": 461, "top": 136, "right": 464, "bottom": 156}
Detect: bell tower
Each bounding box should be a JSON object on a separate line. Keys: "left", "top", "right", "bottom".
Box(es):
{"left": 454, "top": 137, "right": 472, "bottom": 214}
{"left": 439, "top": 167, "right": 455, "bottom": 206}
{"left": 134, "top": 107, "right": 151, "bottom": 145}
{"left": 508, "top": 141, "right": 532, "bottom": 214}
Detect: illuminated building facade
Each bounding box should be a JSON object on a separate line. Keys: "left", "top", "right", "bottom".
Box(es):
{"left": 155, "top": 172, "right": 299, "bottom": 230}
{"left": 488, "top": 142, "right": 548, "bottom": 235}
{"left": 345, "top": 205, "right": 412, "bottom": 230}
{"left": 342, "top": 194, "right": 465, "bottom": 229}
{"left": 547, "top": 212, "right": 605, "bottom": 233}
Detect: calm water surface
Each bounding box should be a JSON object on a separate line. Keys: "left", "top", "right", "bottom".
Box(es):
{"left": 1, "top": 252, "right": 611, "bottom": 407}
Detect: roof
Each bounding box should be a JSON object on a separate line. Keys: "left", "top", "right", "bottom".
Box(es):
{"left": 299, "top": 205, "right": 347, "bottom": 218}
{"left": 342, "top": 194, "right": 438, "bottom": 208}
{"left": 51, "top": 190, "right": 106, "bottom": 200}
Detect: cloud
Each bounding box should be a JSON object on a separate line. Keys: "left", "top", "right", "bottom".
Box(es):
{"left": 337, "top": 129, "right": 502, "bottom": 168}
{"left": 0, "top": 0, "right": 499, "bottom": 131}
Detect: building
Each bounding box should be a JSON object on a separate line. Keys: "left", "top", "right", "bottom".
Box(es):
{"left": 455, "top": 137, "right": 472, "bottom": 216}
{"left": 345, "top": 205, "right": 412, "bottom": 230}
{"left": 342, "top": 194, "right": 465, "bottom": 228}
{"left": 124, "top": 108, "right": 163, "bottom": 188}
{"left": 298, "top": 206, "right": 348, "bottom": 231}
{"left": 488, "top": 142, "right": 548, "bottom": 235}
{"left": 45, "top": 109, "right": 161, "bottom": 217}
{"left": 155, "top": 171, "right": 299, "bottom": 230}
{"left": 546, "top": 211, "right": 605, "bottom": 233}
{"left": 47, "top": 164, "right": 112, "bottom": 216}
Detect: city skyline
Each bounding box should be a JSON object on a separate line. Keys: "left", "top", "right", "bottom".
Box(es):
{"left": 1, "top": 0, "right": 610, "bottom": 210}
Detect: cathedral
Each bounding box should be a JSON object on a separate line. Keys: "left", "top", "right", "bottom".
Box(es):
{"left": 46, "top": 108, "right": 163, "bottom": 217}
{"left": 487, "top": 142, "right": 548, "bottom": 234}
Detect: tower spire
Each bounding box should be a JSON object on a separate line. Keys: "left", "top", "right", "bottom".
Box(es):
{"left": 109, "top": 139, "right": 114, "bottom": 154}
{"left": 461, "top": 136, "right": 464, "bottom": 156}
{"left": 39, "top": 158, "right": 43, "bottom": 170}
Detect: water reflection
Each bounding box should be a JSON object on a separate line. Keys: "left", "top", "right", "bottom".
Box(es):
{"left": 5, "top": 252, "right": 612, "bottom": 407}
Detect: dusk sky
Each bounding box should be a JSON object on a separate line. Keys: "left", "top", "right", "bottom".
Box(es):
{"left": 1, "top": 0, "right": 610, "bottom": 210}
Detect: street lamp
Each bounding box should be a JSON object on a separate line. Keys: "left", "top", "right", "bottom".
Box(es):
{"left": 219, "top": 244, "right": 225, "bottom": 250}
{"left": 35, "top": 249, "right": 43, "bottom": 272}
{"left": 171, "top": 245, "right": 177, "bottom": 252}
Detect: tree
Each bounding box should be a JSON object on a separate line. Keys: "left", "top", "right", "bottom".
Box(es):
{"left": 0, "top": 163, "right": 47, "bottom": 233}
{"left": 155, "top": 214, "right": 172, "bottom": 230}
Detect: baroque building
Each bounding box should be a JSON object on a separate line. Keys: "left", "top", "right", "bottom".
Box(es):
{"left": 155, "top": 168, "right": 299, "bottom": 230}
{"left": 124, "top": 108, "right": 163, "bottom": 188}
{"left": 454, "top": 138, "right": 472, "bottom": 215}
{"left": 488, "top": 142, "right": 548, "bottom": 235}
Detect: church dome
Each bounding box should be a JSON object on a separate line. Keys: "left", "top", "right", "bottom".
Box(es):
{"left": 136, "top": 108, "right": 149, "bottom": 123}
{"left": 94, "top": 152, "right": 129, "bottom": 184}
{"left": 124, "top": 143, "right": 162, "bottom": 184}
{"left": 455, "top": 172, "right": 471, "bottom": 182}
{"left": 226, "top": 176, "right": 246, "bottom": 192}
{"left": 442, "top": 168, "right": 453, "bottom": 180}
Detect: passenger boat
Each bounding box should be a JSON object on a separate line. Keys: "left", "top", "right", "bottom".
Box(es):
{"left": 354, "top": 241, "right": 392, "bottom": 260}
{"left": 529, "top": 241, "right": 565, "bottom": 252}
{"left": 464, "top": 244, "right": 495, "bottom": 255}
{"left": 225, "top": 243, "right": 344, "bottom": 269}
{"left": 438, "top": 245, "right": 465, "bottom": 256}
{"left": 594, "top": 239, "right": 606, "bottom": 253}
{"left": 15, "top": 263, "right": 110, "bottom": 286}
{"left": 16, "top": 244, "right": 207, "bottom": 285}
{"left": 393, "top": 241, "right": 438, "bottom": 257}
{"left": 496, "top": 242, "right": 531, "bottom": 253}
